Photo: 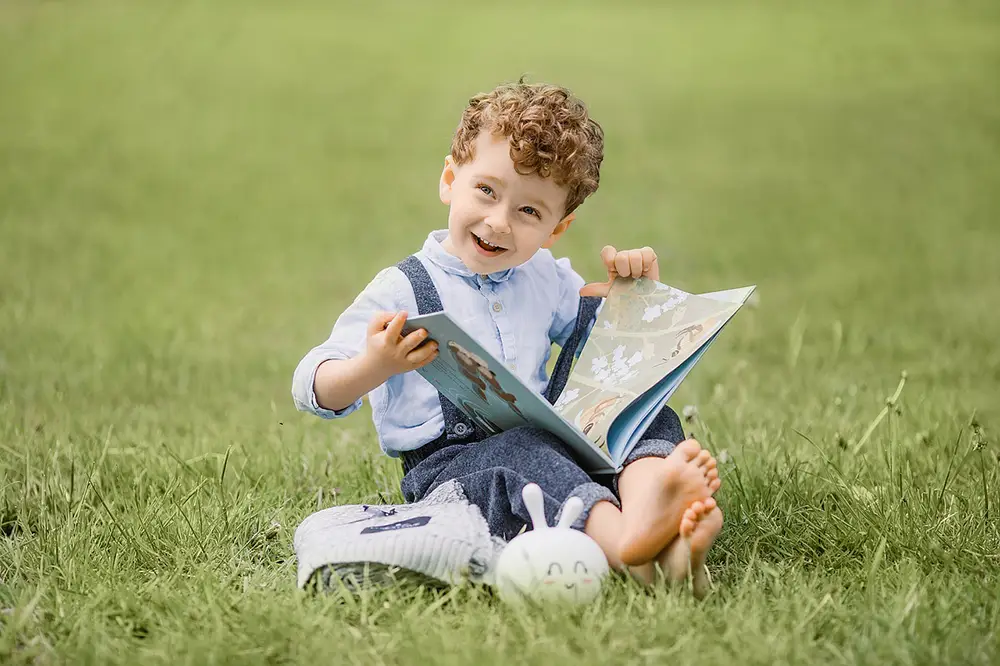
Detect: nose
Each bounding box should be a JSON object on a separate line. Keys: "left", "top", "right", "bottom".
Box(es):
{"left": 483, "top": 213, "right": 511, "bottom": 235}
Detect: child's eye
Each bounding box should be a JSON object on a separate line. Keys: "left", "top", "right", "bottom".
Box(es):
{"left": 546, "top": 562, "right": 563, "bottom": 576}
{"left": 521, "top": 206, "right": 541, "bottom": 219}
{"left": 477, "top": 184, "right": 494, "bottom": 197}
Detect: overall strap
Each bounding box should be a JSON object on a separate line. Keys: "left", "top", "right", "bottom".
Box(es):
{"left": 543, "top": 295, "right": 602, "bottom": 405}
{"left": 395, "top": 256, "right": 479, "bottom": 446}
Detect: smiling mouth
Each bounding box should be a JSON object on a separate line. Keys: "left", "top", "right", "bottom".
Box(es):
{"left": 472, "top": 232, "right": 508, "bottom": 254}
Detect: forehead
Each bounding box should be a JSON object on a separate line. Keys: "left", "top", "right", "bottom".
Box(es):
{"left": 466, "top": 132, "right": 568, "bottom": 206}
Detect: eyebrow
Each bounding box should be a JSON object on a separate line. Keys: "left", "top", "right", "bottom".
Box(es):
{"left": 473, "top": 173, "right": 507, "bottom": 187}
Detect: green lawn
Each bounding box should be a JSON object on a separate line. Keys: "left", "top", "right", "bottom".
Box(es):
{"left": 2, "top": 0, "right": 999, "bottom": 663}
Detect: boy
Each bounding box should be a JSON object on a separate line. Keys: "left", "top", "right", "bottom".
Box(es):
{"left": 293, "top": 81, "right": 723, "bottom": 593}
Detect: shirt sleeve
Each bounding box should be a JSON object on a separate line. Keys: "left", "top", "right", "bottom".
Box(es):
{"left": 291, "top": 267, "right": 404, "bottom": 419}
{"left": 548, "top": 256, "right": 601, "bottom": 350}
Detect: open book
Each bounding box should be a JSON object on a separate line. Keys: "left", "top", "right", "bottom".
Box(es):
{"left": 401, "top": 277, "right": 755, "bottom": 475}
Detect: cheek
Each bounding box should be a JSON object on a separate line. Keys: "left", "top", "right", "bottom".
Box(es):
{"left": 511, "top": 226, "right": 546, "bottom": 249}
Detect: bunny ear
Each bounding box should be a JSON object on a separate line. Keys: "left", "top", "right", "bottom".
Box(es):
{"left": 556, "top": 497, "right": 583, "bottom": 529}
{"left": 521, "top": 483, "right": 549, "bottom": 530}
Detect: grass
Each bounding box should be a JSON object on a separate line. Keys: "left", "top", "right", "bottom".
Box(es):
{"left": 1, "top": 0, "right": 999, "bottom": 663}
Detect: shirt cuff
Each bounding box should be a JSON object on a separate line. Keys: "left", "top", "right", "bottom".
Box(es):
{"left": 292, "top": 356, "right": 363, "bottom": 419}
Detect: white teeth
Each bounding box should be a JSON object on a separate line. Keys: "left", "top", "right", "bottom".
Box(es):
{"left": 474, "top": 233, "right": 505, "bottom": 251}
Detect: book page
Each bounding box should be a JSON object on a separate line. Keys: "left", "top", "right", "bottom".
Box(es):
{"left": 553, "top": 277, "right": 745, "bottom": 452}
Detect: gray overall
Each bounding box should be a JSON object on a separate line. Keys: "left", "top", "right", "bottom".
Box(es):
{"left": 396, "top": 256, "right": 686, "bottom": 541}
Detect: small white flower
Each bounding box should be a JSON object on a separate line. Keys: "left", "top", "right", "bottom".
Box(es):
{"left": 664, "top": 293, "right": 687, "bottom": 309}
{"left": 554, "top": 388, "right": 580, "bottom": 409}
{"left": 682, "top": 404, "right": 699, "bottom": 421}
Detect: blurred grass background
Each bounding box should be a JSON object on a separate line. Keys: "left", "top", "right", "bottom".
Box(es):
{"left": 1, "top": 0, "right": 999, "bottom": 663}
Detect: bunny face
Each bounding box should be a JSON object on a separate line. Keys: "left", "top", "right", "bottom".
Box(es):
{"left": 493, "top": 484, "right": 610, "bottom": 605}
{"left": 495, "top": 530, "right": 609, "bottom": 605}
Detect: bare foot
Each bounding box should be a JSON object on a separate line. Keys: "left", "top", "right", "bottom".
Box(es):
{"left": 659, "top": 498, "right": 723, "bottom": 599}
{"left": 617, "top": 440, "right": 714, "bottom": 566}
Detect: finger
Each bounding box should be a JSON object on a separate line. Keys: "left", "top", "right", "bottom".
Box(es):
{"left": 640, "top": 246, "right": 659, "bottom": 281}
{"left": 368, "top": 311, "right": 396, "bottom": 336}
{"left": 406, "top": 341, "right": 439, "bottom": 366}
{"left": 384, "top": 311, "right": 408, "bottom": 339}
{"left": 600, "top": 245, "right": 618, "bottom": 272}
{"left": 629, "top": 249, "right": 643, "bottom": 278}
{"left": 399, "top": 328, "right": 429, "bottom": 353}
{"left": 614, "top": 250, "right": 631, "bottom": 278}
{"left": 579, "top": 280, "right": 612, "bottom": 298}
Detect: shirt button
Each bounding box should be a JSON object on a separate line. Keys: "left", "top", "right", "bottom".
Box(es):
{"left": 492, "top": 302, "right": 503, "bottom": 312}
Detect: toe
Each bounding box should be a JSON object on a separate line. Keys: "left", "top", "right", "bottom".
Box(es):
{"left": 680, "top": 510, "right": 696, "bottom": 537}
{"left": 709, "top": 478, "right": 722, "bottom": 493}
{"left": 703, "top": 497, "right": 717, "bottom": 512}
{"left": 694, "top": 450, "right": 711, "bottom": 468}
{"left": 689, "top": 500, "right": 705, "bottom": 515}
{"left": 674, "top": 439, "right": 701, "bottom": 460}
{"left": 706, "top": 468, "right": 719, "bottom": 483}
{"left": 705, "top": 456, "right": 717, "bottom": 471}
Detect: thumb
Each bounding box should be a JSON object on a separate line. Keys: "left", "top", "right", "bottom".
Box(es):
{"left": 579, "top": 280, "right": 613, "bottom": 298}
{"left": 367, "top": 311, "right": 397, "bottom": 336}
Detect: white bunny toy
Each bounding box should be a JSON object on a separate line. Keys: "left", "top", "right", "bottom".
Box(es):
{"left": 494, "top": 483, "right": 610, "bottom": 605}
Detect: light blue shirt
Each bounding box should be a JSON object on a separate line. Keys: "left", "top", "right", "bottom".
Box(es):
{"left": 292, "top": 229, "right": 593, "bottom": 457}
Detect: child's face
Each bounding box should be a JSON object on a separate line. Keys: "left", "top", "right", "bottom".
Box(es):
{"left": 439, "top": 132, "right": 575, "bottom": 274}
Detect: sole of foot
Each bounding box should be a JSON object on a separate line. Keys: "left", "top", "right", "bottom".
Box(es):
{"left": 659, "top": 498, "right": 723, "bottom": 599}
{"left": 618, "top": 440, "right": 716, "bottom": 566}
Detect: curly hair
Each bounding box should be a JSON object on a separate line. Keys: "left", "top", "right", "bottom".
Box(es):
{"left": 449, "top": 81, "right": 604, "bottom": 215}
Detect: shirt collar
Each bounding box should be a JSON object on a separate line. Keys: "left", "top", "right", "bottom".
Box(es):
{"left": 421, "top": 230, "right": 515, "bottom": 284}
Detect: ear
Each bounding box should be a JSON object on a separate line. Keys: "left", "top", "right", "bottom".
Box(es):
{"left": 521, "top": 483, "right": 549, "bottom": 530}
{"left": 439, "top": 155, "right": 457, "bottom": 205}
{"left": 556, "top": 497, "right": 583, "bottom": 528}
{"left": 541, "top": 212, "right": 575, "bottom": 249}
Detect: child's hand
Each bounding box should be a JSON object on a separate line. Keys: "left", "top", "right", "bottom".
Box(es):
{"left": 580, "top": 245, "right": 659, "bottom": 297}
{"left": 363, "top": 311, "right": 439, "bottom": 378}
